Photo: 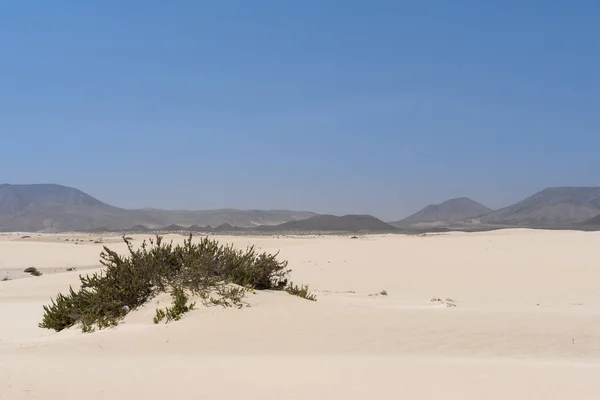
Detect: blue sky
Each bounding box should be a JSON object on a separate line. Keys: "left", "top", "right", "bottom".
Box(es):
{"left": 1, "top": 1, "right": 598, "bottom": 219}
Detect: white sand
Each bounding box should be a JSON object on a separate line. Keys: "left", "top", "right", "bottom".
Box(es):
{"left": 2, "top": 230, "right": 600, "bottom": 399}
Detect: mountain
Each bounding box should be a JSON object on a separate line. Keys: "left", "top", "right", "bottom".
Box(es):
{"left": 0, "top": 184, "right": 316, "bottom": 232}
{"left": 0, "top": 183, "right": 116, "bottom": 214}
{"left": 391, "top": 197, "right": 491, "bottom": 227}
{"left": 479, "top": 187, "right": 600, "bottom": 226}
{"left": 270, "top": 214, "right": 397, "bottom": 232}
{"left": 582, "top": 214, "right": 600, "bottom": 226}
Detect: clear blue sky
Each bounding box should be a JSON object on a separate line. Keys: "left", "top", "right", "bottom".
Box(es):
{"left": 1, "top": 1, "right": 598, "bottom": 219}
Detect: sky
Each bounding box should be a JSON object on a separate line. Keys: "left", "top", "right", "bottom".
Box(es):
{"left": 1, "top": 1, "right": 598, "bottom": 220}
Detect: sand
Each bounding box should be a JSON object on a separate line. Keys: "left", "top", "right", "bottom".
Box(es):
{"left": 1, "top": 229, "right": 600, "bottom": 399}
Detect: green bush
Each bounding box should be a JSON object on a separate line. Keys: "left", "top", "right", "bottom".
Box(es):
{"left": 40, "top": 235, "right": 315, "bottom": 332}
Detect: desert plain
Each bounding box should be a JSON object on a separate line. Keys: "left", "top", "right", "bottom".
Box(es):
{"left": 1, "top": 229, "right": 600, "bottom": 399}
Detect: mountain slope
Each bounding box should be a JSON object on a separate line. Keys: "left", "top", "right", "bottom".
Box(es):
{"left": 0, "top": 183, "right": 116, "bottom": 214}
{"left": 0, "top": 184, "right": 316, "bottom": 232}
{"left": 582, "top": 214, "right": 600, "bottom": 226}
{"left": 392, "top": 197, "right": 491, "bottom": 226}
{"left": 480, "top": 187, "right": 600, "bottom": 226}
{"left": 271, "top": 214, "right": 396, "bottom": 232}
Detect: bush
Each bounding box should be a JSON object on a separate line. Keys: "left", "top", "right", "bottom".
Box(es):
{"left": 40, "top": 235, "right": 315, "bottom": 332}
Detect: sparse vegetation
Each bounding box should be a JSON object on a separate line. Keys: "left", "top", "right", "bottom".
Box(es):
{"left": 40, "top": 235, "right": 315, "bottom": 333}
{"left": 430, "top": 297, "right": 456, "bottom": 307}
{"left": 153, "top": 287, "right": 196, "bottom": 323}
{"left": 285, "top": 283, "right": 317, "bottom": 301}
{"left": 24, "top": 267, "right": 42, "bottom": 276}
{"left": 1, "top": 277, "right": 10, "bottom": 282}
{"left": 368, "top": 290, "right": 389, "bottom": 297}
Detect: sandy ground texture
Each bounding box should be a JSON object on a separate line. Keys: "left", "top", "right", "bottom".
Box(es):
{"left": 1, "top": 229, "right": 600, "bottom": 399}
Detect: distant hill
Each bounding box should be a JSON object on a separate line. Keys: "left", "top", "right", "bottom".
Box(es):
{"left": 0, "top": 184, "right": 316, "bottom": 232}
{"left": 479, "top": 187, "right": 600, "bottom": 226}
{"left": 392, "top": 197, "right": 491, "bottom": 227}
{"left": 0, "top": 183, "right": 116, "bottom": 214}
{"left": 270, "top": 214, "right": 397, "bottom": 232}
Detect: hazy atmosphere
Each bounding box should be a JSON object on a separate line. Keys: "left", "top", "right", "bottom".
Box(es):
{"left": 3, "top": 3, "right": 600, "bottom": 400}
{"left": 2, "top": 1, "right": 598, "bottom": 219}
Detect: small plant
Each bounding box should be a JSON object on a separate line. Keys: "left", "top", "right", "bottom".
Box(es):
{"left": 153, "top": 308, "right": 166, "bottom": 324}
{"left": 24, "top": 267, "right": 42, "bottom": 276}
{"left": 1, "top": 277, "right": 10, "bottom": 282}
{"left": 286, "top": 283, "right": 317, "bottom": 301}
{"left": 380, "top": 290, "right": 388, "bottom": 296}
{"left": 154, "top": 287, "right": 195, "bottom": 324}
{"left": 21, "top": 235, "right": 31, "bottom": 239}
{"left": 66, "top": 267, "right": 76, "bottom": 272}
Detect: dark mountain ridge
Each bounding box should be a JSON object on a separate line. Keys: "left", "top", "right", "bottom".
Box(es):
{"left": 392, "top": 197, "right": 491, "bottom": 226}
{"left": 0, "top": 184, "right": 316, "bottom": 232}
{"left": 272, "top": 214, "right": 397, "bottom": 232}
{"left": 479, "top": 187, "right": 600, "bottom": 226}
{"left": 0, "top": 183, "right": 116, "bottom": 214}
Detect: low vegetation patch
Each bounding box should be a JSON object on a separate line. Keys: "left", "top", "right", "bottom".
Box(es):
{"left": 40, "top": 235, "right": 316, "bottom": 333}
{"left": 285, "top": 283, "right": 317, "bottom": 301}
{"left": 24, "top": 267, "right": 42, "bottom": 276}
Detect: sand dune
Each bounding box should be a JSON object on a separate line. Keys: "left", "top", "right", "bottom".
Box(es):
{"left": 2, "top": 230, "right": 600, "bottom": 399}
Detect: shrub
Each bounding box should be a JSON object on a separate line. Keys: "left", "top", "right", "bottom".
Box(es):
{"left": 380, "top": 290, "right": 388, "bottom": 296}
{"left": 40, "top": 235, "right": 315, "bottom": 332}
